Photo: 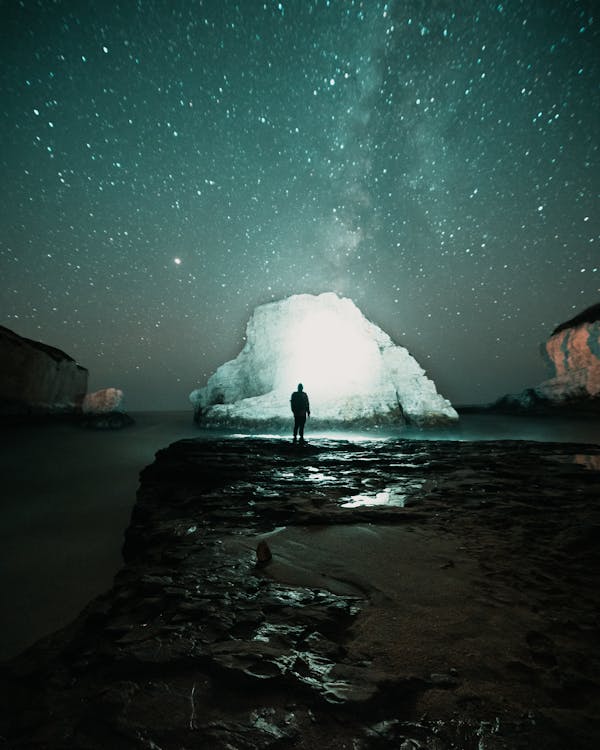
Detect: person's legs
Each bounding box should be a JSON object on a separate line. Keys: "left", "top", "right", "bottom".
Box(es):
{"left": 293, "top": 415, "right": 299, "bottom": 441}
{"left": 298, "top": 415, "right": 306, "bottom": 441}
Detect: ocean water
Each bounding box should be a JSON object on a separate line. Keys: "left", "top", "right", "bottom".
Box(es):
{"left": 0, "top": 411, "right": 598, "bottom": 661}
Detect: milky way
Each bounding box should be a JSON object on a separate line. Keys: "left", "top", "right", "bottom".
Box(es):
{"left": 1, "top": 0, "right": 598, "bottom": 409}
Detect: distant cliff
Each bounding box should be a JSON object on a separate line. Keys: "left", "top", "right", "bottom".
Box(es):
{"left": 539, "top": 303, "right": 600, "bottom": 400}
{"left": 493, "top": 303, "right": 600, "bottom": 413}
{"left": 0, "top": 325, "right": 88, "bottom": 417}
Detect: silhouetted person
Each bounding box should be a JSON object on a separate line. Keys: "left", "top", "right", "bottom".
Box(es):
{"left": 290, "top": 383, "right": 310, "bottom": 443}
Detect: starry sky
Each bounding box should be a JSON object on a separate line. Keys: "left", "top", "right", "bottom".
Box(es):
{"left": 1, "top": 0, "right": 598, "bottom": 410}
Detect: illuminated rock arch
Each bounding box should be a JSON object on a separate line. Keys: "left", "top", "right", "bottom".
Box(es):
{"left": 190, "top": 292, "right": 457, "bottom": 428}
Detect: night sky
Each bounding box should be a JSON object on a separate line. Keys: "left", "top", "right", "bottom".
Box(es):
{"left": 1, "top": 0, "right": 598, "bottom": 410}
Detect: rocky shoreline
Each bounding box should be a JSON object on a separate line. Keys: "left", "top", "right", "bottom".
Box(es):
{"left": 1, "top": 436, "right": 599, "bottom": 749}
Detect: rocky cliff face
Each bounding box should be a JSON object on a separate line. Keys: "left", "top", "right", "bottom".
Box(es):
{"left": 190, "top": 292, "right": 457, "bottom": 427}
{"left": 493, "top": 303, "right": 600, "bottom": 412}
{"left": 539, "top": 303, "right": 600, "bottom": 401}
{"left": 0, "top": 325, "right": 88, "bottom": 416}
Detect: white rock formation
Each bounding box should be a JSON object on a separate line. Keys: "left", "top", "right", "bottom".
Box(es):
{"left": 190, "top": 293, "right": 457, "bottom": 427}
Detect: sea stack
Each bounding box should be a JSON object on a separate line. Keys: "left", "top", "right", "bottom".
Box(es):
{"left": 493, "top": 302, "right": 600, "bottom": 412}
{"left": 190, "top": 292, "right": 457, "bottom": 428}
{"left": 81, "top": 387, "right": 134, "bottom": 429}
{"left": 540, "top": 303, "right": 600, "bottom": 402}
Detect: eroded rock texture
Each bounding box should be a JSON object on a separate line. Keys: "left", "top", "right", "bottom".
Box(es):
{"left": 190, "top": 293, "right": 457, "bottom": 427}
{"left": 0, "top": 325, "right": 88, "bottom": 417}
{"left": 539, "top": 303, "right": 600, "bottom": 401}
{"left": 1, "top": 437, "right": 599, "bottom": 749}
{"left": 494, "top": 303, "right": 600, "bottom": 413}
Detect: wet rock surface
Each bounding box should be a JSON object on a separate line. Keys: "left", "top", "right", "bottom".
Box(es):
{"left": 1, "top": 437, "right": 600, "bottom": 749}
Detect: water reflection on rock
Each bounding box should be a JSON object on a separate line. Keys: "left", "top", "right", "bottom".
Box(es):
{"left": 340, "top": 484, "right": 420, "bottom": 508}
{"left": 1, "top": 436, "right": 599, "bottom": 749}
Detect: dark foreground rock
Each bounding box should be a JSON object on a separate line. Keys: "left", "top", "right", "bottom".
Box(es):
{"left": 1, "top": 437, "right": 599, "bottom": 749}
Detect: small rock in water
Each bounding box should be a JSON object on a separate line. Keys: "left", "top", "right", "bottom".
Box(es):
{"left": 256, "top": 540, "right": 272, "bottom": 564}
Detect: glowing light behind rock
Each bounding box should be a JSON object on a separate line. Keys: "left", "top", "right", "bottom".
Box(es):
{"left": 190, "top": 293, "right": 458, "bottom": 426}
{"left": 275, "top": 308, "right": 382, "bottom": 401}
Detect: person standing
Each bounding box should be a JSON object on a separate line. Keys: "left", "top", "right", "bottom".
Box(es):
{"left": 290, "top": 383, "right": 310, "bottom": 443}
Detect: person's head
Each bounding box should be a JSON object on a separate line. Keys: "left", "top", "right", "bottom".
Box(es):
{"left": 297, "top": 383, "right": 303, "bottom": 391}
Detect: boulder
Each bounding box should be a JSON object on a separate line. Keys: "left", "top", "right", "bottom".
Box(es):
{"left": 190, "top": 293, "right": 457, "bottom": 428}
{"left": 82, "top": 387, "right": 124, "bottom": 414}
{"left": 256, "top": 540, "right": 272, "bottom": 565}
{"left": 81, "top": 388, "right": 134, "bottom": 429}
{"left": 0, "top": 325, "right": 87, "bottom": 418}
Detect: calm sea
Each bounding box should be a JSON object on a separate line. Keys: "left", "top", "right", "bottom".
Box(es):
{"left": 0, "top": 411, "right": 597, "bottom": 660}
